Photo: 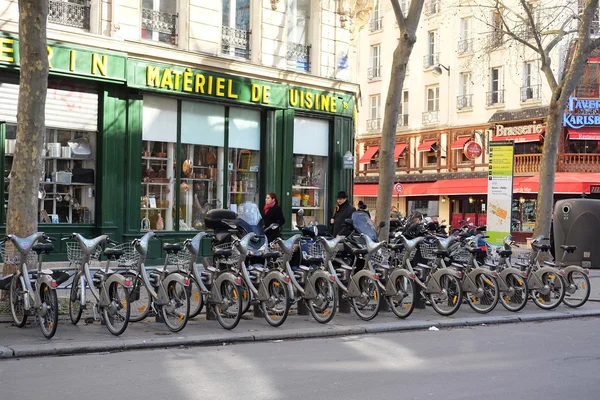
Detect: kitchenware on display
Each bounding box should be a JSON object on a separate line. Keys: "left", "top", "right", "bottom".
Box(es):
{"left": 68, "top": 137, "right": 92, "bottom": 158}
{"left": 5, "top": 139, "right": 16, "bottom": 154}
{"left": 61, "top": 146, "right": 72, "bottom": 158}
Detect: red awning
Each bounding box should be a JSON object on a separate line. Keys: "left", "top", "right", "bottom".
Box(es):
{"left": 514, "top": 172, "right": 600, "bottom": 194}
{"left": 394, "top": 143, "right": 407, "bottom": 159}
{"left": 359, "top": 146, "right": 379, "bottom": 163}
{"left": 568, "top": 128, "right": 600, "bottom": 141}
{"left": 451, "top": 136, "right": 471, "bottom": 150}
{"left": 492, "top": 134, "right": 541, "bottom": 143}
{"left": 417, "top": 140, "right": 437, "bottom": 152}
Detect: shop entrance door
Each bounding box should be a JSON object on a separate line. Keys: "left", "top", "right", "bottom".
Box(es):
{"left": 450, "top": 196, "right": 487, "bottom": 229}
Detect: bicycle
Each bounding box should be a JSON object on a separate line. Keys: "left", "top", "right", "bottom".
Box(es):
{"left": 543, "top": 244, "right": 591, "bottom": 308}
{"left": 67, "top": 233, "right": 132, "bottom": 336}
{"left": 3, "top": 233, "right": 59, "bottom": 339}
{"left": 122, "top": 231, "right": 191, "bottom": 332}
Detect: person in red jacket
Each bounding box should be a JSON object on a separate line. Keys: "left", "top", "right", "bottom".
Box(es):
{"left": 262, "top": 192, "right": 285, "bottom": 243}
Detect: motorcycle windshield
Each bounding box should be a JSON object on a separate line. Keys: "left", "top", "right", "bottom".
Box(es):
{"left": 351, "top": 212, "right": 378, "bottom": 242}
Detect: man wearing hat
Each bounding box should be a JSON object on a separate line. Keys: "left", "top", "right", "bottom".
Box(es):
{"left": 330, "top": 191, "right": 356, "bottom": 237}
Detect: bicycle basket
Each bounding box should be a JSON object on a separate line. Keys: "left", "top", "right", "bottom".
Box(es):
{"left": 371, "top": 246, "right": 391, "bottom": 266}
{"left": 212, "top": 241, "right": 240, "bottom": 266}
{"left": 0, "top": 243, "right": 38, "bottom": 266}
{"left": 302, "top": 241, "right": 326, "bottom": 260}
{"left": 395, "top": 247, "right": 417, "bottom": 262}
{"left": 419, "top": 243, "right": 437, "bottom": 261}
{"left": 165, "top": 247, "right": 192, "bottom": 267}
{"left": 108, "top": 242, "right": 140, "bottom": 268}
{"left": 66, "top": 242, "right": 102, "bottom": 265}
{"left": 450, "top": 246, "right": 470, "bottom": 263}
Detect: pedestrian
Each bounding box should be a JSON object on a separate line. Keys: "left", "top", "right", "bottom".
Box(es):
{"left": 330, "top": 191, "right": 356, "bottom": 237}
{"left": 357, "top": 200, "right": 371, "bottom": 218}
{"left": 263, "top": 192, "right": 285, "bottom": 243}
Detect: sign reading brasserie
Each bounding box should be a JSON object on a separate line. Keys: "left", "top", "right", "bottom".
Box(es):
{"left": 495, "top": 123, "right": 544, "bottom": 136}
{"left": 564, "top": 97, "right": 600, "bottom": 129}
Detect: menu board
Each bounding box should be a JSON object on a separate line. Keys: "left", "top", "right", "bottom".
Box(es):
{"left": 486, "top": 142, "right": 515, "bottom": 245}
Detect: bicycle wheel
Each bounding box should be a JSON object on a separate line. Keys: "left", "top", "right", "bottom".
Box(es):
{"left": 563, "top": 270, "right": 590, "bottom": 308}
{"left": 9, "top": 274, "right": 28, "bottom": 327}
{"left": 387, "top": 275, "right": 416, "bottom": 319}
{"left": 531, "top": 271, "right": 565, "bottom": 310}
{"left": 261, "top": 276, "right": 290, "bottom": 327}
{"left": 214, "top": 278, "right": 242, "bottom": 330}
{"left": 38, "top": 283, "right": 58, "bottom": 339}
{"left": 466, "top": 273, "right": 499, "bottom": 314}
{"left": 103, "top": 281, "right": 131, "bottom": 336}
{"left": 161, "top": 276, "right": 190, "bottom": 332}
{"left": 351, "top": 275, "right": 380, "bottom": 321}
{"left": 239, "top": 278, "right": 253, "bottom": 315}
{"left": 430, "top": 273, "right": 463, "bottom": 316}
{"left": 188, "top": 275, "right": 204, "bottom": 318}
{"left": 69, "top": 274, "right": 83, "bottom": 325}
{"left": 127, "top": 275, "right": 152, "bottom": 323}
{"left": 307, "top": 275, "right": 338, "bottom": 324}
{"left": 499, "top": 272, "right": 528, "bottom": 312}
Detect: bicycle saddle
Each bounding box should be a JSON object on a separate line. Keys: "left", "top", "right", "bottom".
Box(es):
{"left": 362, "top": 234, "right": 385, "bottom": 253}
{"left": 276, "top": 234, "right": 301, "bottom": 256}
{"left": 436, "top": 236, "right": 457, "bottom": 250}
{"left": 348, "top": 246, "right": 368, "bottom": 256}
{"left": 433, "top": 249, "right": 450, "bottom": 258}
{"left": 560, "top": 245, "right": 577, "bottom": 253}
{"left": 319, "top": 237, "right": 343, "bottom": 255}
{"left": 163, "top": 243, "right": 182, "bottom": 254}
{"left": 498, "top": 249, "right": 512, "bottom": 258}
{"left": 7, "top": 232, "right": 44, "bottom": 255}
{"left": 400, "top": 235, "right": 424, "bottom": 252}
{"left": 103, "top": 248, "right": 124, "bottom": 260}
{"left": 389, "top": 243, "right": 404, "bottom": 252}
{"left": 468, "top": 247, "right": 485, "bottom": 255}
{"left": 73, "top": 233, "right": 108, "bottom": 252}
{"left": 187, "top": 232, "right": 208, "bottom": 255}
{"left": 32, "top": 242, "right": 54, "bottom": 254}
{"left": 213, "top": 248, "right": 233, "bottom": 257}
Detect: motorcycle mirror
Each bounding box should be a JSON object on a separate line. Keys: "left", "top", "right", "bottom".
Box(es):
{"left": 266, "top": 223, "right": 279, "bottom": 231}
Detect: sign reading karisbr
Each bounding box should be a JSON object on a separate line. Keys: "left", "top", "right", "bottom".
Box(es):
{"left": 0, "top": 33, "right": 126, "bottom": 82}
{"left": 486, "top": 142, "right": 515, "bottom": 246}
{"left": 564, "top": 97, "right": 600, "bottom": 128}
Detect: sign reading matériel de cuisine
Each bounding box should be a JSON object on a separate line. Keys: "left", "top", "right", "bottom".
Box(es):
{"left": 127, "top": 59, "right": 355, "bottom": 117}
{"left": 486, "top": 141, "right": 515, "bottom": 246}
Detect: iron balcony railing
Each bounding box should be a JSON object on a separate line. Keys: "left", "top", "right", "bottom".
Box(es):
{"left": 142, "top": 8, "right": 178, "bottom": 45}
{"left": 366, "top": 118, "right": 382, "bottom": 131}
{"left": 423, "top": 52, "right": 439, "bottom": 68}
{"left": 489, "top": 31, "right": 503, "bottom": 48}
{"left": 521, "top": 84, "right": 541, "bottom": 101}
{"left": 487, "top": 90, "right": 505, "bottom": 105}
{"left": 221, "top": 26, "right": 251, "bottom": 59}
{"left": 287, "top": 43, "right": 310, "bottom": 72}
{"left": 457, "top": 94, "right": 473, "bottom": 110}
{"left": 367, "top": 66, "right": 381, "bottom": 79}
{"left": 369, "top": 18, "right": 383, "bottom": 32}
{"left": 397, "top": 113, "right": 409, "bottom": 128}
{"left": 422, "top": 111, "right": 440, "bottom": 124}
{"left": 425, "top": 0, "right": 441, "bottom": 16}
{"left": 457, "top": 38, "right": 473, "bottom": 55}
{"left": 48, "top": 0, "right": 90, "bottom": 30}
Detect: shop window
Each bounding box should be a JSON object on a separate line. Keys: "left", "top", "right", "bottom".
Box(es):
{"left": 408, "top": 199, "right": 439, "bottom": 218}
{"left": 425, "top": 149, "right": 438, "bottom": 165}
{"left": 228, "top": 107, "right": 260, "bottom": 212}
{"left": 513, "top": 142, "right": 543, "bottom": 155}
{"left": 397, "top": 153, "right": 407, "bottom": 168}
{"left": 292, "top": 117, "right": 329, "bottom": 226}
{"left": 512, "top": 197, "right": 536, "bottom": 232}
{"left": 456, "top": 149, "right": 470, "bottom": 164}
{"left": 4, "top": 124, "right": 97, "bottom": 225}
{"left": 568, "top": 140, "right": 600, "bottom": 154}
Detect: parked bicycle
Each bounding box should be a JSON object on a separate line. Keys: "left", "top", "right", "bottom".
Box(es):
{"left": 543, "top": 244, "right": 591, "bottom": 308}
{"left": 3, "top": 233, "right": 59, "bottom": 338}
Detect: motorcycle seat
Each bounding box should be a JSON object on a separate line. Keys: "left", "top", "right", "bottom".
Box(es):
{"left": 560, "top": 245, "right": 577, "bottom": 253}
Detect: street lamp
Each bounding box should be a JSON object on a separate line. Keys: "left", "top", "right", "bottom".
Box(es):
{"left": 432, "top": 63, "right": 450, "bottom": 76}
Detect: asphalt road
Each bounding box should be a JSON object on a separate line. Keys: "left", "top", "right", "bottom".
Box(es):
{"left": 1, "top": 318, "right": 599, "bottom": 400}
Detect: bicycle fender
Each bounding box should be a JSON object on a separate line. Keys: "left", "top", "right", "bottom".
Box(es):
{"left": 498, "top": 268, "right": 525, "bottom": 291}
{"left": 426, "top": 268, "right": 461, "bottom": 294}
{"left": 462, "top": 268, "right": 494, "bottom": 292}
{"left": 347, "top": 270, "right": 378, "bottom": 297}
{"left": 534, "top": 266, "right": 561, "bottom": 280}
{"left": 105, "top": 272, "right": 129, "bottom": 288}
{"left": 562, "top": 265, "right": 585, "bottom": 276}
{"left": 211, "top": 272, "right": 240, "bottom": 304}
{"left": 385, "top": 269, "right": 413, "bottom": 297}
{"left": 304, "top": 270, "right": 332, "bottom": 300}
{"left": 37, "top": 273, "right": 55, "bottom": 289}
{"left": 257, "top": 271, "right": 287, "bottom": 302}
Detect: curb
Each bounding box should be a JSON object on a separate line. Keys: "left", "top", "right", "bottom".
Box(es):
{"left": 2, "top": 310, "right": 600, "bottom": 359}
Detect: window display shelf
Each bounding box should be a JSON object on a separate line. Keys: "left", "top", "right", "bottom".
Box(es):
{"left": 141, "top": 207, "right": 169, "bottom": 211}
{"left": 142, "top": 182, "right": 171, "bottom": 186}
{"left": 292, "top": 206, "right": 323, "bottom": 210}
{"left": 181, "top": 178, "right": 213, "bottom": 182}
{"left": 292, "top": 185, "right": 322, "bottom": 190}
{"left": 142, "top": 156, "right": 170, "bottom": 161}
{"left": 230, "top": 191, "right": 256, "bottom": 194}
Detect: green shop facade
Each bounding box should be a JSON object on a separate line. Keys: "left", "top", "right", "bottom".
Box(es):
{"left": 0, "top": 34, "right": 356, "bottom": 262}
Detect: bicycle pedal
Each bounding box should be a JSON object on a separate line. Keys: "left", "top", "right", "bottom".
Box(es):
{"left": 84, "top": 317, "right": 95, "bottom": 324}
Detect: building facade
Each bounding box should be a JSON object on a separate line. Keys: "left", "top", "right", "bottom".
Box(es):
{"left": 354, "top": 0, "right": 600, "bottom": 242}
{"left": 0, "top": 0, "right": 359, "bottom": 261}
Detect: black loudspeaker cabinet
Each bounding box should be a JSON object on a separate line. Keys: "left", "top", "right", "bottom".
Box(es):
{"left": 553, "top": 199, "right": 600, "bottom": 269}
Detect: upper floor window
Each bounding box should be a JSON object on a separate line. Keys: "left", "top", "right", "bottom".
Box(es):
{"left": 287, "top": 0, "right": 311, "bottom": 71}
{"left": 48, "top": 0, "right": 91, "bottom": 30}
{"left": 370, "top": 0, "right": 383, "bottom": 31}
{"left": 522, "top": 61, "right": 541, "bottom": 101}
{"left": 368, "top": 45, "right": 381, "bottom": 79}
{"left": 426, "top": 0, "right": 440, "bottom": 16}
{"left": 367, "top": 95, "right": 382, "bottom": 131}
{"left": 458, "top": 72, "right": 473, "bottom": 110}
{"left": 458, "top": 17, "right": 472, "bottom": 54}
{"left": 222, "top": 0, "right": 251, "bottom": 59}
{"left": 424, "top": 30, "right": 438, "bottom": 68}
{"left": 398, "top": 91, "right": 409, "bottom": 127}
{"left": 488, "top": 67, "right": 504, "bottom": 105}
{"left": 141, "top": 0, "right": 178, "bottom": 45}
{"left": 490, "top": 10, "right": 504, "bottom": 48}
{"left": 427, "top": 86, "right": 440, "bottom": 111}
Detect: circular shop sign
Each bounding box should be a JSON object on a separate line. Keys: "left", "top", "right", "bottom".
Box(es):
{"left": 464, "top": 141, "right": 483, "bottom": 160}
{"left": 394, "top": 183, "right": 403, "bottom": 194}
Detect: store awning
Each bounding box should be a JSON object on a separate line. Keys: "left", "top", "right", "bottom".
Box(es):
{"left": 394, "top": 143, "right": 407, "bottom": 159}
{"left": 568, "top": 128, "right": 600, "bottom": 141}
{"left": 514, "top": 173, "right": 600, "bottom": 194}
{"left": 359, "top": 146, "right": 379, "bottom": 163}
{"left": 492, "top": 134, "right": 542, "bottom": 143}
{"left": 450, "top": 136, "right": 471, "bottom": 150}
{"left": 417, "top": 140, "right": 437, "bottom": 152}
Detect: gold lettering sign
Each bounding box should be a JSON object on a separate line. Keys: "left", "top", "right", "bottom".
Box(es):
{"left": 0, "top": 38, "right": 14, "bottom": 62}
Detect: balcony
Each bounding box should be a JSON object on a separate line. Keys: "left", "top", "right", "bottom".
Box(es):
{"left": 521, "top": 84, "right": 541, "bottom": 102}
{"left": 487, "top": 90, "right": 505, "bottom": 106}
{"left": 366, "top": 119, "right": 382, "bottom": 132}
{"left": 142, "top": 8, "right": 178, "bottom": 45}
{"left": 287, "top": 43, "right": 310, "bottom": 72}
{"left": 515, "top": 153, "right": 600, "bottom": 175}
{"left": 369, "top": 18, "right": 383, "bottom": 32}
{"left": 489, "top": 31, "right": 503, "bottom": 48}
{"left": 221, "top": 26, "right": 251, "bottom": 59}
{"left": 457, "top": 39, "right": 473, "bottom": 55}
{"left": 457, "top": 94, "right": 473, "bottom": 110}
{"left": 397, "top": 113, "right": 409, "bottom": 128}
{"left": 423, "top": 53, "right": 439, "bottom": 69}
{"left": 422, "top": 110, "right": 440, "bottom": 125}
{"left": 48, "top": 0, "right": 90, "bottom": 30}
{"left": 575, "top": 84, "right": 599, "bottom": 97}
{"left": 367, "top": 66, "right": 381, "bottom": 79}
{"left": 425, "top": 0, "right": 441, "bottom": 16}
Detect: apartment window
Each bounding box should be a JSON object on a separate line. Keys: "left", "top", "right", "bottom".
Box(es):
{"left": 424, "top": 30, "right": 438, "bottom": 68}
{"left": 491, "top": 10, "right": 504, "bottom": 47}
{"left": 370, "top": 0, "right": 383, "bottom": 31}
{"left": 287, "top": 0, "right": 311, "bottom": 71}
{"left": 398, "top": 91, "right": 409, "bottom": 127}
{"left": 427, "top": 86, "right": 439, "bottom": 111}
{"left": 522, "top": 61, "right": 540, "bottom": 101}
{"left": 458, "top": 17, "right": 472, "bottom": 54}
{"left": 488, "top": 67, "right": 504, "bottom": 105}
{"left": 222, "top": 0, "right": 251, "bottom": 59}
{"left": 141, "top": 0, "right": 178, "bottom": 45}
{"left": 457, "top": 72, "right": 473, "bottom": 110}
{"left": 426, "top": 0, "right": 440, "bottom": 16}
{"left": 369, "top": 45, "right": 381, "bottom": 79}
{"left": 48, "top": 0, "right": 91, "bottom": 30}
{"left": 578, "top": 0, "right": 599, "bottom": 34}
{"left": 367, "top": 95, "right": 381, "bottom": 131}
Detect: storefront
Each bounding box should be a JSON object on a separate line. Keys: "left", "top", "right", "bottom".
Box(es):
{"left": 0, "top": 33, "right": 356, "bottom": 261}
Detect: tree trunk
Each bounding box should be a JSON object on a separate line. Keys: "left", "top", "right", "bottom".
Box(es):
{"left": 3, "top": 0, "right": 49, "bottom": 277}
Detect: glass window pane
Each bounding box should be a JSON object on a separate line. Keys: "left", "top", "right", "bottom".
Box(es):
{"left": 229, "top": 107, "right": 260, "bottom": 150}
{"left": 293, "top": 117, "right": 329, "bottom": 156}
{"left": 141, "top": 140, "right": 175, "bottom": 231}
{"left": 292, "top": 154, "right": 328, "bottom": 227}
{"left": 181, "top": 101, "right": 225, "bottom": 146}
{"left": 143, "top": 96, "right": 177, "bottom": 142}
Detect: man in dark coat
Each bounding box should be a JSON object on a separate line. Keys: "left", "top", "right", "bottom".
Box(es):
{"left": 330, "top": 191, "right": 356, "bottom": 237}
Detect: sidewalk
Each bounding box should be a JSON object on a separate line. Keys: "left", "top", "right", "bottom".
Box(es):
{"left": 1, "top": 271, "right": 599, "bottom": 359}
